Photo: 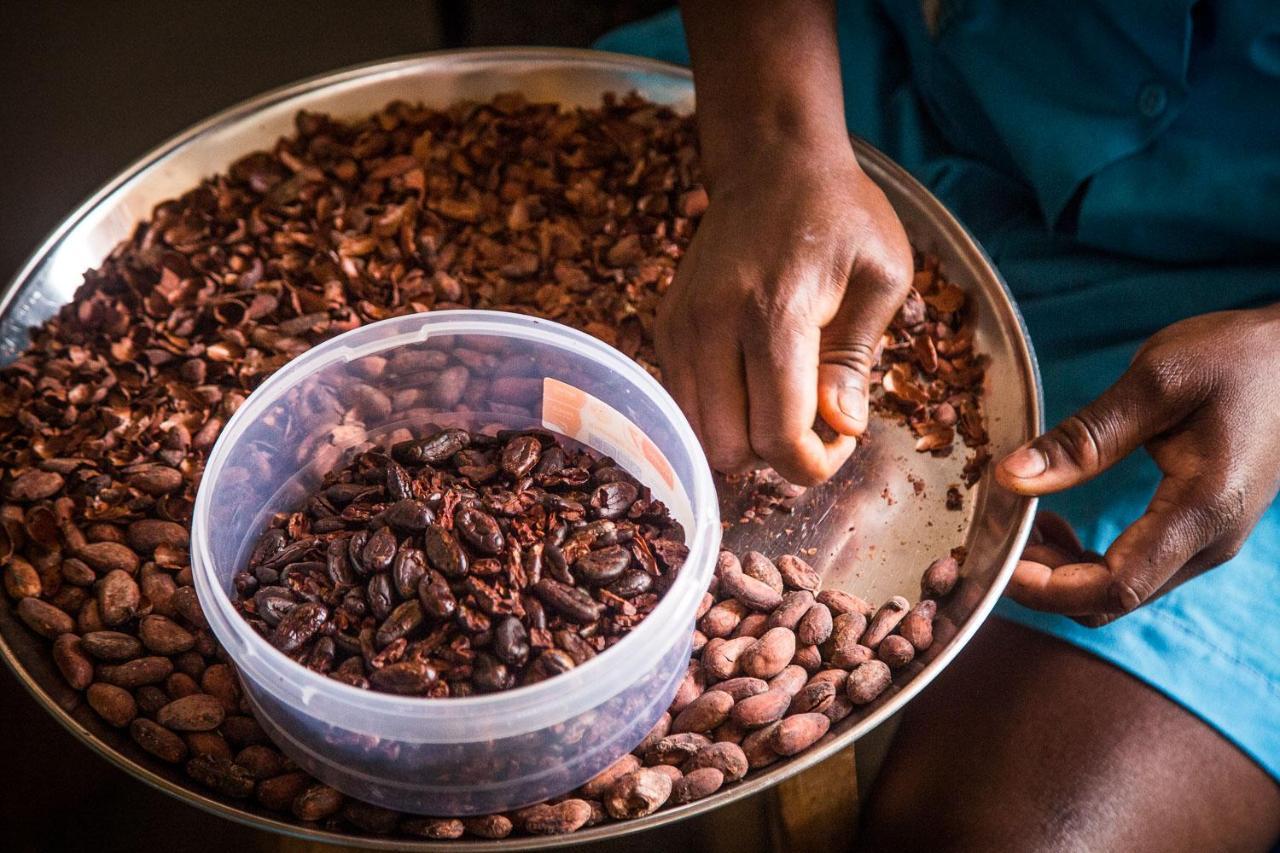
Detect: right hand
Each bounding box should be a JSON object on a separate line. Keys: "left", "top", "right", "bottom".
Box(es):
{"left": 657, "top": 139, "right": 913, "bottom": 485}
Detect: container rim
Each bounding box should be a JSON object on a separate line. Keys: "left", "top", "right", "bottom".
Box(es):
{"left": 191, "top": 309, "right": 721, "bottom": 735}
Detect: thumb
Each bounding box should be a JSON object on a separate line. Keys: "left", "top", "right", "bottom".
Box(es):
{"left": 997, "top": 363, "right": 1184, "bottom": 496}
{"left": 818, "top": 264, "right": 910, "bottom": 436}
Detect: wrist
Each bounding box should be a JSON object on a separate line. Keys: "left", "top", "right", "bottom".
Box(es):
{"left": 701, "top": 130, "right": 861, "bottom": 197}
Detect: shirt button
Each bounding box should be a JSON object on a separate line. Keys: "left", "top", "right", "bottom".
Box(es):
{"left": 1137, "top": 82, "right": 1169, "bottom": 118}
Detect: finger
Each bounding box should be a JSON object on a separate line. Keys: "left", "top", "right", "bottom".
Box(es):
{"left": 817, "top": 249, "right": 911, "bottom": 437}
{"left": 1006, "top": 560, "right": 1112, "bottom": 615}
{"left": 1100, "top": 475, "right": 1229, "bottom": 614}
{"left": 1021, "top": 543, "right": 1075, "bottom": 567}
{"left": 657, "top": 338, "right": 705, "bottom": 442}
{"left": 996, "top": 365, "right": 1186, "bottom": 496}
{"left": 694, "top": 329, "right": 762, "bottom": 475}
{"left": 743, "top": 316, "right": 855, "bottom": 485}
{"left": 1032, "top": 511, "right": 1085, "bottom": 556}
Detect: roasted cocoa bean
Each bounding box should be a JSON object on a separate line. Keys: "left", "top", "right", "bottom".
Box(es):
{"left": 796, "top": 602, "right": 834, "bottom": 645}
{"left": 739, "top": 627, "right": 797, "bottom": 679}
{"left": 52, "top": 633, "right": 93, "bottom": 689}
{"left": 671, "top": 689, "right": 734, "bottom": 734}
{"left": 604, "top": 769, "right": 672, "bottom": 819}
{"left": 776, "top": 554, "right": 822, "bottom": 592}
{"left": 766, "top": 590, "right": 815, "bottom": 631}
{"left": 769, "top": 712, "right": 830, "bottom": 755}
{"left": 861, "top": 596, "right": 911, "bottom": 649}
{"left": 878, "top": 634, "right": 916, "bottom": 669}
{"left": 899, "top": 599, "right": 937, "bottom": 651}
{"left": 130, "top": 717, "right": 187, "bottom": 763}
{"left": 921, "top": 556, "right": 959, "bottom": 598}
{"left": 86, "top": 681, "right": 137, "bottom": 727}
{"left": 157, "top": 693, "right": 226, "bottom": 731}
{"left": 846, "top": 660, "right": 893, "bottom": 705}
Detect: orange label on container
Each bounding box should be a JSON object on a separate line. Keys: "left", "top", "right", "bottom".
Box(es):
{"left": 541, "top": 377, "right": 690, "bottom": 526}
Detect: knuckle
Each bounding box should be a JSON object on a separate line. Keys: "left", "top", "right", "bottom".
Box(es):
{"left": 1044, "top": 414, "right": 1105, "bottom": 471}
{"left": 1201, "top": 481, "right": 1248, "bottom": 532}
{"left": 819, "top": 338, "right": 877, "bottom": 373}
{"left": 1129, "top": 347, "right": 1188, "bottom": 400}
{"left": 706, "top": 444, "right": 755, "bottom": 475}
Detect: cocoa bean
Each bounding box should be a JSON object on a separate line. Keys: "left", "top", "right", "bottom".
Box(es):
{"left": 741, "top": 722, "right": 783, "bottom": 769}
{"left": 77, "top": 542, "right": 140, "bottom": 575}
{"left": 604, "top": 769, "right": 672, "bottom": 819}
{"left": 769, "top": 712, "right": 830, "bottom": 756}
{"left": 52, "top": 633, "right": 93, "bottom": 689}
{"left": 293, "top": 783, "right": 344, "bottom": 822}
{"left": 682, "top": 741, "right": 749, "bottom": 782}
{"left": 126, "top": 519, "right": 190, "bottom": 554}
{"left": 861, "top": 596, "right": 911, "bottom": 649}
{"left": 878, "top": 634, "right": 916, "bottom": 669}
{"left": 644, "top": 732, "right": 712, "bottom": 766}
{"left": 579, "top": 753, "right": 641, "bottom": 798}
{"left": 81, "top": 630, "right": 143, "bottom": 661}
{"left": 463, "top": 814, "right": 513, "bottom": 839}
{"left": 671, "top": 767, "right": 724, "bottom": 804}
{"left": 138, "top": 614, "right": 195, "bottom": 654}
{"left": 766, "top": 590, "right": 814, "bottom": 631}
{"left": 97, "top": 656, "right": 173, "bottom": 688}
{"left": 731, "top": 687, "right": 791, "bottom": 729}
{"left": 921, "top": 556, "right": 959, "bottom": 598}
{"left": 402, "top": 817, "right": 465, "bottom": 839}
{"left": 157, "top": 693, "right": 226, "bottom": 731}
{"left": 523, "top": 799, "right": 593, "bottom": 834}
{"left": 713, "top": 676, "right": 769, "bottom": 702}
{"left": 776, "top": 554, "right": 821, "bottom": 592}
{"left": 672, "top": 689, "right": 733, "bottom": 734}
{"left": 739, "top": 627, "right": 796, "bottom": 679}
{"left": 796, "top": 602, "right": 833, "bottom": 645}
{"left": 186, "top": 755, "right": 254, "bottom": 798}
{"left": 846, "top": 660, "right": 893, "bottom": 705}
{"left": 17, "top": 597, "right": 73, "bottom": 638}
{"left": 768, "top": 664, "right": 809, "bottom": 697}
{"left": 702, "top": 635, "right": 754, "bottom": 681}
{"left": 86, "top": 682, "right": 137, "bottom": 727}
{"left": 817, "top": 589, "right": 874, "bottom": 618}
{"left": 719, "top": 567, "right": 783, "bottom": 612}
{"left": 7, "top": 470, "right": 65, "bottom": 502}
{"left": 130, "top": 717, "right": 187, "bottom": 763}
{"left": 96, "top": 569, "right": 141, "bottom": 626}
{"left": 731, "top": 612, "right": 770, "bottom": 639}
{"left": 256, "top": 772, "right": 310, "bottom": 812}
{"left": 899, "top": 599, "right": 937, "bottom": 651}
{"left": 186, "top": 731, "right": 233, "bottom": 762}
{"left": 3, "top": 556, "right": 41, "bottom": 599}
{"left": 741, "top": 551, "right": 784, "bottom": 594}
{"left": 633, "top": 712, "right": 671, "bottom": 757}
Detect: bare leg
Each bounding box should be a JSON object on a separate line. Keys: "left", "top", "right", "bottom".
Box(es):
{"left": 858, "top": 618, "right": 1280, "bottom": 852}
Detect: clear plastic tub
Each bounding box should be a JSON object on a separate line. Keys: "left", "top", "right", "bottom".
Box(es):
{"left": 191, "top": 310, "right": 720, "bottom": 815}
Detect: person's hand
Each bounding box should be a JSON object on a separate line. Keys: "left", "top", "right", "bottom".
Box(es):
{"left": 657, "top": 140, "right": 913, "bottom": 485}
{"left": 997, "top": 306, "right": 1280, "bottom": 624}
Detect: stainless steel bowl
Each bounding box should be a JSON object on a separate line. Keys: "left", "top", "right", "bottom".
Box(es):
{"left": 0, "top": 47, "right": 1041, "bottom": 849}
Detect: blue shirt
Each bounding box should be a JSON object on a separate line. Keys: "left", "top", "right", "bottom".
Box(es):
{"left": 880, "top": 1, "right": 1280, "bottom": 263}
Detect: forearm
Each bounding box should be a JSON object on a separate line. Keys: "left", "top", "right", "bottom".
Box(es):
{"left": 679, "top": 0, "right": 850, "bottom": 183}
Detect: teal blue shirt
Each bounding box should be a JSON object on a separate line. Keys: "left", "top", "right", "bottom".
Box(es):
{"left": 879, "top": 1, "right": 1280, "bottom": 263}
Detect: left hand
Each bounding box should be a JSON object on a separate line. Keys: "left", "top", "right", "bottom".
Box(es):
{"left": 996, "top": 305, "right": 1280, "bottom": 625}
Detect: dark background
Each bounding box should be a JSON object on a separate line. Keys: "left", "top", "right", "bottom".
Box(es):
{"left": 0, "top": 3, "right": 693, "bottom": 851}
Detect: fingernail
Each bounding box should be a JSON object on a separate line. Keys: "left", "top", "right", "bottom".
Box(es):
{"left": 837, "top": 385, "right": 868, "bottom": 428}
{"left": 1001, "top": 446, "right": 1047, "bottom": 479}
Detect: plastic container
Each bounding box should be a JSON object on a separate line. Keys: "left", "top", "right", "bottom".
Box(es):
{"left": 191, "top": 310, "right": 720, "bottom": 815}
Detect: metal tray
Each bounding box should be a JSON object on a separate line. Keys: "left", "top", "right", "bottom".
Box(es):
{"left": 0, "top": 48, "right": 1041, "bottom": 849}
